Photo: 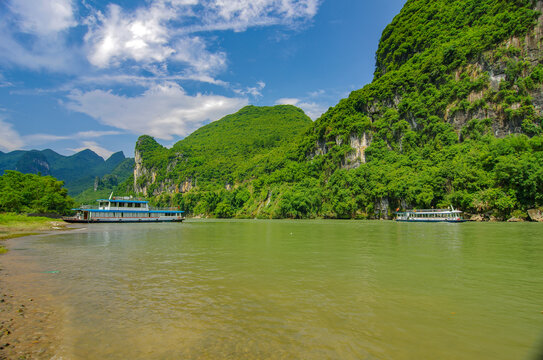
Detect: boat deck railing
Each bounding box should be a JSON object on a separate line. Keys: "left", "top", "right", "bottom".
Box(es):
{"left": 78, "top": 205, "right": 182, "bottom": 211}
{"left": 150, "top": 207, "right": 184, "bottom": 211}
{"left": 397, "top": 208, "right": 460, "bottom": 213}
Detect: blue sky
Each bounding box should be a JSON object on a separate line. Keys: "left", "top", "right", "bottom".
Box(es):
{"left": 0, "top": 0, "right": 405, "bottom": 159}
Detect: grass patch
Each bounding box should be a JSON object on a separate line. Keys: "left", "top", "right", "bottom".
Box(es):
{"left": 0, "top": 213, "right": 62, "bottom": 232}
{"left": 0, "top": 214, "right": 68, "bottom": 255}
{"left": 0, "top": 232, "right": 41, "bottom": 241}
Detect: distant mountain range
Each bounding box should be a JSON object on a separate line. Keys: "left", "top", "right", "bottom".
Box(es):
{"left": 0, "top": 149, "right": 134, "bottom": 195}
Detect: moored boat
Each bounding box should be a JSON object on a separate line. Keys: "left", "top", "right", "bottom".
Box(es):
{"left": 63, "top": 196, "right": 184, "bottom": 223}
{"left": 395, "top": 207, "right": 466, "bottom": 223}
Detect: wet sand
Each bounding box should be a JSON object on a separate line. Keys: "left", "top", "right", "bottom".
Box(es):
{"left": 0, "top": 227, "right": 83, "bottom": 359}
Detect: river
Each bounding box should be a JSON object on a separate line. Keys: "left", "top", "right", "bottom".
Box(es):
{"left": 4, "top": 220, "right": 543, "bottom": 359}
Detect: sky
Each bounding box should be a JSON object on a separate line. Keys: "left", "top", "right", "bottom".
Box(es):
{"left": 0, "top": 0, "right": 406, "bottom": 159}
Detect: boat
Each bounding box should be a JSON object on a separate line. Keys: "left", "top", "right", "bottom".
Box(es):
{"left": 395, "top": 207, "right": 466, "bottom": 223}
{"left": 62, "top": 196, "right": 184, "bottom": 223}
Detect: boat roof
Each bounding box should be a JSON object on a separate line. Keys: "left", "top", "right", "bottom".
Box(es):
{"left": 72, "top": 208, "right": 184, "bottom": 213}
{"left": 397, "top": 209, "right": 462, "bottom": 214}
{"left": 97, "top": 199, "right": 148, "bottom": 204}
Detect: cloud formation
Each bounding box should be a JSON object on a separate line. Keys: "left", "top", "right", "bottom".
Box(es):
{"left": 66, "top": 82, "right": 248, "bottom": 140}
{"left": 2, "top": 0, "right": 320, "bottom": 78}
{"left": 0, "top": 0, "right": 78, "bottom": 72}
{"left": 68, "top": 141, "right": 115, "bottom": 160}
{"left": 24, "top": 130, "right": 123, "bottom": 144}
{"left": 85, "top": 3, "right": 176, "bottom": 68}
{"left": 276, "top": 97, "right": 326, "bottom": 120}
{"left": 8, "top": 0, "right": 76, "bottom": 35}
{"left": 0, "top": 118, "right": 25, "bottom": 152}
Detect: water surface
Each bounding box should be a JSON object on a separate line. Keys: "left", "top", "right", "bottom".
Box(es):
{"left": 9, "top": 220, "right": 543, "bottom": 359}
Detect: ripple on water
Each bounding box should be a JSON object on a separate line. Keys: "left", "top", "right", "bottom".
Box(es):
{"left": 11, "top": 220, "right": 543, "bottom": 360}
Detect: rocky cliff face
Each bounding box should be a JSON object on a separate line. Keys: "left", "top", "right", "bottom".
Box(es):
{"left": 133, "top": 145, "right": 182, "bottom": 196}
{"left": 446, "top": 1, "right": 543, "bottom": 137}
{"left": 309, "top": 0, "right": 543, "bottom": 167}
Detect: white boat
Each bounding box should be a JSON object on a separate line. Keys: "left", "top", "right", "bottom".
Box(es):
{"left": 63, "top": 196, "right": 184, "bottom": 223}
{"left": 395, "top": 207, "right": 465, "bottom": 223}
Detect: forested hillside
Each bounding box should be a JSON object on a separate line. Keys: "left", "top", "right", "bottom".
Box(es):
{"left": 135, "top": 0, "right": 543, "bottom": 220}
{"left": 0, "top": 149, "right": 134, "bottom": 195}
{"left": 134, "top": 105, "right": 312, "bottom": 197}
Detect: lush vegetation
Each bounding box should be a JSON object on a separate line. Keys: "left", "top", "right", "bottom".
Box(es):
{"left": 0, "top": 149, "right": 132, "bottom": 195}
{"left": 74, "top": 158, "right": 135, "bottom": 204}
{"left": 135, "top": 105, "right": 312, "bottom": 195}
{"left": 136, "top": 0, "right": 543, "bottom": 220}
{"left": 0, "top": 170, "right": 74, "bottom": 214}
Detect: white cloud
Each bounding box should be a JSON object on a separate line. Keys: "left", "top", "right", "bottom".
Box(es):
{"left": 197, "top": 0, "right": 320, "bottom": 32}
{"left": 85, "top": 3, "right": 175, "bottom": 68}
{"left": 24, "top": 130, "right": 123, "bottom": 144}
{"left": 0, "top": 74, "right": 13, "bottom": 88}
{"left": 65, "top": 82, "right": 248, "bottom": 140}
{"left": 296, "top": 101, "right": 327, "bottom": 120}
{"left": 9, "top": 0, "right": 76, "bottom": 35}
{"left": 172, "top": 36, "right": 226, "bottom": 74}
{"left": 276, "top": 97, "right": 300, "bottom": 105}
{"left": 308, "top": 89, "right": 325, "bottom": 97}
{"left": 234, "top": 81, "right": 266, "bottom": 97}
{"left": 275, "top": 97, "right": 326, "bottom": 120}
{"left": 0, "top": 118, "right": 25, "bottom": 152}
{"left": 1, "top": 0, "right": 321, "bottom": 86}
{"left": 68, "top": 141, "right": 114, "bottom": 160}
{"left": 83, "top": 0, "right": 320, "bottom": 74}
{"left": 0, "top": 0, "right": 78, "bottom": 72}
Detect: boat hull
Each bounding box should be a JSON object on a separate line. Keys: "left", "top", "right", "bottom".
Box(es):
{"left": 396, "top": 219, "right": 467, "bottom": 223}
{"left": 63, "top": 217, "right": 184, "bottom": 223}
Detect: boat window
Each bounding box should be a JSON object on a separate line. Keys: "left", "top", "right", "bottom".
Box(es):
{"left": 135, "top": 203, "right": 141, "bottom": 208}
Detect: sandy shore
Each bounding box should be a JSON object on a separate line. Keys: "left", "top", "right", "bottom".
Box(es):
{"left": 0, "top": 225, "right": 82, "bottom": 359}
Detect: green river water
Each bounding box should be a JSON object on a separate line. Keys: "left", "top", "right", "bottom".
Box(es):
{"left": 5, "top": 220, "right": 543, "bottom": 359}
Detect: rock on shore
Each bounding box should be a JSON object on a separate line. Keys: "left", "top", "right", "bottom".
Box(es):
{"left": 527, "top": 209, "right": 543, "bottom": 222}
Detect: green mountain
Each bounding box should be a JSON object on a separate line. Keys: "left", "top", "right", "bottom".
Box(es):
{"left": 135, "top": 0, "right": 543, "bottom": 220}
{"left": 74, "top": 157, "right": 135, "bottom": 203}
{"left": 134, "top": 105, "right": 312, "bottom": 196}
{"left": 0, "top": 149, "right": 134, "bottom": 196}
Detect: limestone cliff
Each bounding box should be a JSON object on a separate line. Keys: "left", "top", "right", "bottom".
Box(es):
{"left": 308, "top": 0, "right": 543, "bottom": 168}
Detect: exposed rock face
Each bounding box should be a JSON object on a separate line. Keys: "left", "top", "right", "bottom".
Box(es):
{"left": 527, "top": 209, "right": 543, "bottom": 222}
{"left": 311, "top": 1, "right": 543, "bottom": 168}
{"left": 447, "top": 2, "right": 543, "bottom": 135}
{"left": 374, "top": 197, "right": 390, "bottom": 220}
{"left": 470, "top": 214, "right": 485, "bottom": 222}
{"left": 134, "top": 145, "right": 191, "bottom": 196}
{"left": 311, "top": 132, "right": 372, "bottom": 170}
{"left": 343, "top": 133, "right": 372, "bottom": 170}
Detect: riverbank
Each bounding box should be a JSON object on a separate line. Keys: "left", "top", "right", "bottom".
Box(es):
{"left": 0, "top": 214, "right": 72, "bottom": 359}
{"left": 0, "top": 214, "right": 68, "bottom": 252}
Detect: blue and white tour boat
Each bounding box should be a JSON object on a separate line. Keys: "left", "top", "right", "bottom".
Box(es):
{"left": 395, "top": 207, "right": 466, "bottom": 223}
{"left": 63, "top": 196, "right": 184, "bottom": 223}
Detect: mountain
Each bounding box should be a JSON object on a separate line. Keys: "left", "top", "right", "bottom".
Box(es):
{"left": 0, "top": 149, "right": 134, "bottom": 195}
{"left": 134, "top": 0, "right": 543, "bottom": 220}
{"left": 133, "top": 105, "right": 312, "bottom": 196}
